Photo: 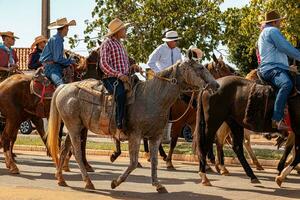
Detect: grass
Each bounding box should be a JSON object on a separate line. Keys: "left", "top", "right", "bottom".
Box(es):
{"left": 15, "top": 135, "right": 284, "bottom": 160}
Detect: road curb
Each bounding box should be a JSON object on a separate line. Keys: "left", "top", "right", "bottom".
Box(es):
{"left": 14, "top": 145, "right": 280, "bottom": 167}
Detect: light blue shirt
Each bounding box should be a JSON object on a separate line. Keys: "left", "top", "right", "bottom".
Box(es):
{"left": 40, "top": 33, "right": 74, "bottom": 66}
{"left": 147, "top": 43, "right": 182, "bottom": 72}
{"left": 258, "top": 25, "right": 300, "bottom": 73}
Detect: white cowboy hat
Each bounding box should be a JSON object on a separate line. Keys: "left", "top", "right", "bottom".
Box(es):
{"left": 105, "top": 18, "right": 130, "bottom": 37}
{"left": 31, "top": 35, "right": 48, "bottom": 49}
{"left": 162, "top": 31, "right": 182, "bottom": 42}
{"left": 0, "top": 31, "right": 19, "bottom": 39}
{"left": 48, "top": 18, "right": 76, "bottom": 30}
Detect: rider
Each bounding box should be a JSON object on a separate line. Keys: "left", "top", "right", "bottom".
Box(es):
{"left": 100, "top": 18, "right": 141, "bottom": 140}
{"left": 0, "top": 31, "right": 19, "bottom": 81}
{"left": 258, "top": 10, "right": 300, "bottom": 131}
{"left": 28, "top": 35, "right": 48, "bottom": 70}
{"left": 39, "top": 18, "right": 77, "bottom": 86}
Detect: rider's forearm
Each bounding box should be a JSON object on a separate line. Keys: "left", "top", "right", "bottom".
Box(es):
{"left": 0, "top": 66, "right": 9, "bottom": 71}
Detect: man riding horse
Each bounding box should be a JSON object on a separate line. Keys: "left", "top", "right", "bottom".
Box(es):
{"left": 0, "top": 31, "right": 19, "bottom": 81}
{"left": 258, "top": 10, "right": 300, "bottom": 131}
{"left": 99, "top": 18, "right": 141, "bottom": 141}
{"left": 39, "top": 18, "right": 77, "bottom": 86}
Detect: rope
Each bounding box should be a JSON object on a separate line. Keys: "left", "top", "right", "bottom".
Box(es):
{"left": 168, "top": 91, "right": 195, "bottom": 123}
{"left": 140, "top": 69, "right": 178, "bottom": 85}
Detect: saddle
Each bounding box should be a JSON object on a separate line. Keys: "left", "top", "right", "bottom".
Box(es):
{"left": 30, "top": 68, "right": 56, "bottom": 117}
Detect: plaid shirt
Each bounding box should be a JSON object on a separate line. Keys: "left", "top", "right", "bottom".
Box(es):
{"left": 99, "top": 37, "right": 130, "bottom": 78}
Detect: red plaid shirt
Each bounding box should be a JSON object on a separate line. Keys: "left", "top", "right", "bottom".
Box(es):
{"left": 99, "top": 37, "right": 130, "bottom": 78}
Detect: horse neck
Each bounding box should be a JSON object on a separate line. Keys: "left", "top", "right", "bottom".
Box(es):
{"left": 140, "top": 77, "right": 181, "bottom": 111}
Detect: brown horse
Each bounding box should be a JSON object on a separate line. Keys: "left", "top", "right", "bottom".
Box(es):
{"left": 0, "top": 53, "right": 87, "bottom": 174}
{"left": 193, "top": 75, "right": 300, "bottom": 187}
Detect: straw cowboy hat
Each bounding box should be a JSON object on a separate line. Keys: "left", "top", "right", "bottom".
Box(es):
{"left": 105, "top": 18, "right": 130, "bottom": 37}
{"left": 48, "top": 18, "right": 76, "bottom": 30}
{"left": 0, "top": 31, "right": 19, "bottom": 39}
{"left": 162, "top": 31, "right": 182, "bottom": 42}
{"left": 261, "top": 10, "right": 286, "bottom": 24}
{"left": 31, "top": 35, "right": 48, "bottom": 49}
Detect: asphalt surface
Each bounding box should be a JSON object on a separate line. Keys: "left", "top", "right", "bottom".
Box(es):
{"left": 0, "top": 150, "right": 299, "bottom": 200}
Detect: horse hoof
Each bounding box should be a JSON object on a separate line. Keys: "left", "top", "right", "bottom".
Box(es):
{"left": 63, "top": 166, "right": 71, "bottom": 172}
{"left": 215, "top": 166, "right": 221, "bottom": 174}
{"left": 220, "top": 170, "right": 229, "bottom": 176}
{"left": 275, "top": 176, "right": 282, "bottom": 187}
{"left": 167, "top": 165, "right": 176, "bottom": 171}
{"left": 156, "top": 186, "right": 168, "bottom": 194}
{"left": 85, "top": 165, "right": 95, "bottom": 172}
{"left": 110, "top": 155, "right": 117, "bottom": 163}
{"left": 256, "top": 165, "right": 264, "bottom": 171}
{"left": 10, "top": 167, "right": 20, "bottom": 174}
{"left": 111, "top": 179, "right": 118, "bottom": 189}
{"left": 85, "top": 182, "right": 95, "bottom": 190}
{"left": 137, "top": 162, "right": 143, "bottom": 168}
{"left": 58, "top": 180, "right": 68, "bottom": 187}
{"left": 202, "top": 181, "right": 212, "bottom": 186}
{"left": 251, "top": 178, "right": 261, "bottom": 184}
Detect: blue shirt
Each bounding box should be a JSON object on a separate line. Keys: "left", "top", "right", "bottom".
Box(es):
{"left": 147, "top": 43, "right": 182, "bottom": 72}
{"left": 39, "top": 33, "right": 74, "bottom": 66}
{"left": 258, "top": 25, "right": 300, "bottom": 73}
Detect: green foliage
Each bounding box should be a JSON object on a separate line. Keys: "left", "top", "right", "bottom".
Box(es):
{"left": 70, "top": 0, "right": 224, "bottom": 63}
{"left": 222, "top": 0, "right": 300, "bottom": 75}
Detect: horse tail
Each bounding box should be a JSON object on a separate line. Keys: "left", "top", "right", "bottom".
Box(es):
{"left": 192, "top": 90, "right": 206, "bottom": 156}
{"left": 46, "top": 85, "right": 64, "bottom": 166}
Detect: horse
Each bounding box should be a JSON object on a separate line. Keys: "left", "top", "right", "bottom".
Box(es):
{"left": 0, "top": 52, "right": 87, "bottom": 174}
{"left": 45, "top": 54, "right": 220, "bottom": 193}
{"left": 193, "top": 75, "right": 300, "bottom": 187}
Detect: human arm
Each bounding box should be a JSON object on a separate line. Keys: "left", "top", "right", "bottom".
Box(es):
{"left": 147, "top": 46, "right": 162, "bottom": 73}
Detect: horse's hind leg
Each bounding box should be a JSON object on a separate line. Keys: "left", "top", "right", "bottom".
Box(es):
{"left": 276, "top": 133, "right": 300, "bottom": 187}
{"left": 277, "top": 132, "right": 294, "bottom": 174}
{"left": 159, "top": 143, "right": 167, "bottom": 160}
{"left": 143, "top": 138, "right": 150, "bottom": 161}
{"left": 226, "top": 119, "right": 259, "bottom": 183}
{"left": 110, "top": 139, "right": 121, "bottom": 163}
{"left": 80, "top": 128, "right": 94, "bottom": 172}
{"left": 111, "top": 133, "right": 142, "bottom": 190}
{"left": 244, "top": 130, "right": 264, "bottom": 170}
{"left": 165, "top": 135, "right": 178, "bottom": 170}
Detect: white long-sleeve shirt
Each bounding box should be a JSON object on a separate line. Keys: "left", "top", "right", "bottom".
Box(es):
{"left": 147, "top": 43, "right": 182, "bottom": 72}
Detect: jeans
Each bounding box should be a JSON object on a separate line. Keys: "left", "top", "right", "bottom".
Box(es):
{"left": 102, "top": 77, "right": 126, "bottom": 129}
{"left": 260, "top": 67, "right": 293, "bottom": 121}
{"left": 44, "top": 64, "right": 64, "bottom": 87}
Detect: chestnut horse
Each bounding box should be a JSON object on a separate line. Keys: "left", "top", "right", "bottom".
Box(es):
{"left": 0, "top": 52, "right": 88, "bottom": 174}
{"left": 194, "top": 75, "right": 300, "bottom": 187}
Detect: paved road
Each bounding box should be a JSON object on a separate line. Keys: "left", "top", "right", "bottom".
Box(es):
{"left": 0, "top": 151, "right": 299, "bottom": 200}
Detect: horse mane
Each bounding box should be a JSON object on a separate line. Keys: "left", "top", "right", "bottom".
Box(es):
{"left": 156, "top": 62, "right": 179, "bottom": 78}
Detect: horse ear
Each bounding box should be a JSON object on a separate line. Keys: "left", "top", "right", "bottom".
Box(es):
{"left": 212, "top": 53, "right": 218, "bottom": 63}
{"left": 97, "top": 39, "right": 102, "bottom": 46}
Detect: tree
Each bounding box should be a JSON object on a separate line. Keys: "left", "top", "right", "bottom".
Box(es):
{"left": 70, "top": 0, "right": 224, "bottom": 63}
{"left": 222, "top": 0, "right": 300, "bottom": 75}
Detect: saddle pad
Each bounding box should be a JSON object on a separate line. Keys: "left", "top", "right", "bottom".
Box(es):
{"left": 76, "top": 79, "right": 108, "bottom": 97}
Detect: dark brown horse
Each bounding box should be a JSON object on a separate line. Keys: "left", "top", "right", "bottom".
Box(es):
{"left": 0, "top": 53, "right": 88, "bottom": 174}
{"left": 193, "top": 75, "right": 300, "bottom": 187}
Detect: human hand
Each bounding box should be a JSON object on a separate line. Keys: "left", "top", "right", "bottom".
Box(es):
{"left": 289, "top": 65, "right": 299, "bottom": 73}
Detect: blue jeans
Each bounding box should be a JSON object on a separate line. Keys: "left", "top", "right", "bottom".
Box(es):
{"left": 44, "top": 64, "right": 64, "bottom": 87}
{"left": 102, "top": 77, "right": 126, "bottom": 129}
{"left": 260, "top": 67, "right": 293, "bottom": 121}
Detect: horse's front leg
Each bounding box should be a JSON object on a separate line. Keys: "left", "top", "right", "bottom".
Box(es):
{"left": 111, "top": 132, "right": 141, "bottom": 190}
{"left": 276, "top": 133, "right": 300, "bottom": 187}
{"left": 110, "top": 139, "right": 121, "bottom": 163}
{"left": 244, "top": 130, "right": 264, "bottom": 170}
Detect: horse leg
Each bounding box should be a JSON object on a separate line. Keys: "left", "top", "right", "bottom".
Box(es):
{"left": 166, "top": 135, "right": 178, "bottom": 170}
{"left": 111, "top": 133, "right": 141, "bottom": 190}
{"left": 276, "top": 133, "right": 300, "bottom": 187}
{"left": 56, "top": 134, "right": 72, "bottom": 186}
{"left": 244, "top": 130, "right": 264, "bottom": 170}
{"left": 68, "top": 130, "right": 95, "bottom": 190}
{"left": 2, "top": 119, "right": 20, "bottom": 174}
{"left": 143, "top": 138, "right": 150, "bottom": 161}
{"left": 80, "top": 128, "right": 94, "bottom": 172}
{"left": 215, "top": 123, "right": 230, "bottom": 175}
{"left": 226, "top": 119, "right": 259, "bottom": 183}
{"left": 110, "top": 139, "right": 121, "bottom": 163}
{"left": 159, "top": 143, "right": 167, "bottom": 160}
{"left": 31, "top": 116, "right": 49, "bottom": 154}
{"left": 277, "top": 132, "right": 294, "bottom": 173}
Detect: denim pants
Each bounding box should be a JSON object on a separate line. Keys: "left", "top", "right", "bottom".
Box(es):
{"left": 44, "top": 64, "right": 64, "bottom": 87}
{"left": 102, "top": 77, "right": 126, "bottom": 129}
{"left": 260, "top": 67, "right": 293, "bottom": 121}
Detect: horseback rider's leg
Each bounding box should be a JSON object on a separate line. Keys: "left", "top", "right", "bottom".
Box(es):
{"left": 44, "top": 64, "right": 64, "bottom": 87}
{"left": 261, "top": 68, "right": 292, "bottom": 130}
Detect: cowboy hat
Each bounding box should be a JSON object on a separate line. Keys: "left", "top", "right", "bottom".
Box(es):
{"left": 105, "top": 18, "right": 130, "bottom": 37}
{"left": 0, "top": 31, "right": 19, "bottom": 39}
{"left": 162, "top": 31, "right": 182, "bottom": 42}
{"left": 261, "top": 10, "right": 286, "bottom": 24}
{"left": 48, "top": 18, "right": 76, "bottom": 30}
{"left": 31, "top": 35, "right": 48, "bottom": 49}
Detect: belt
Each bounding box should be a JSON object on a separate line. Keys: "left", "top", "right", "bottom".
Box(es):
{"left": 42, "top": 61, "right": 55, "bottom": 66}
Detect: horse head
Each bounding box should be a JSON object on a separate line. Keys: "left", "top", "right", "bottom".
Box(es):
{"left": 64, "top": 50, "right": 86, "bottom": 72}
{"left": 205, "top": 54, "right": 235, "bottom": 79}
{"left": 170, "top": 49, "right": 219, "bottom": 92}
